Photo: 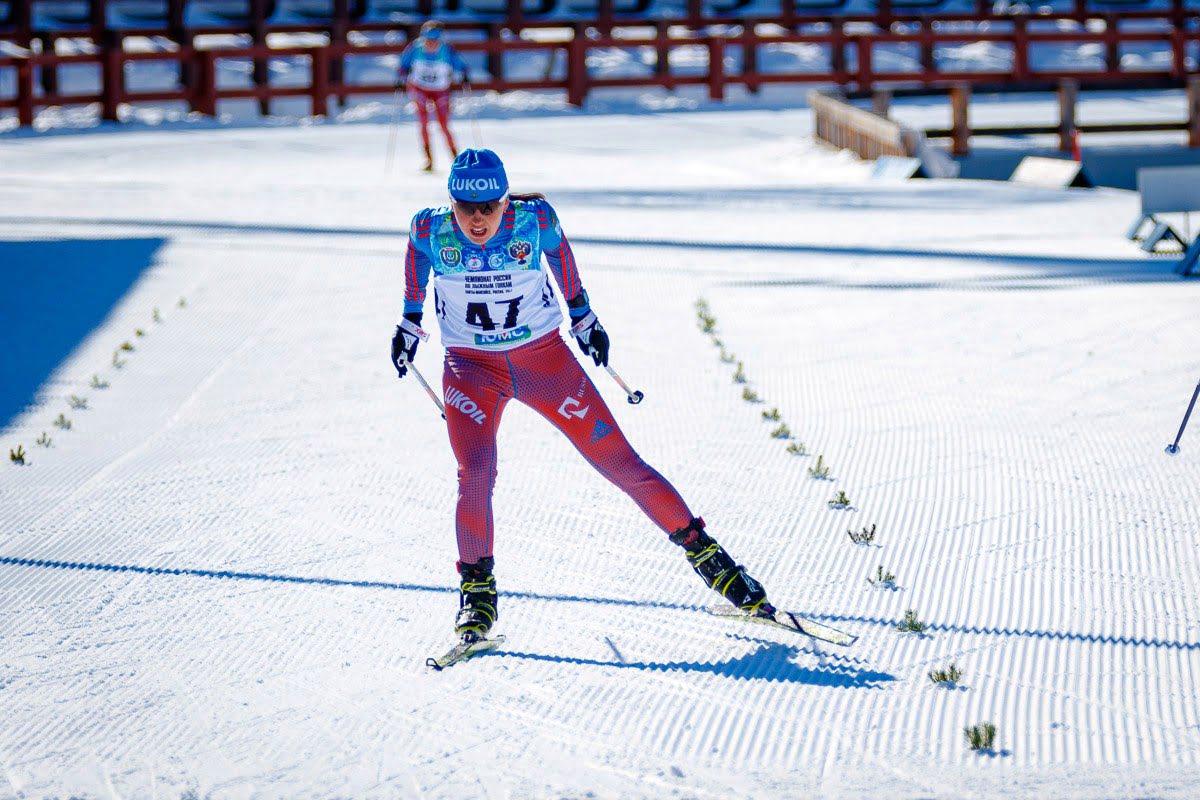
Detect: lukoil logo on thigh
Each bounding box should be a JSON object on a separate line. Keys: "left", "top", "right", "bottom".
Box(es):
{"left": 444, "top": 387, "right": 487, "bottom": 425}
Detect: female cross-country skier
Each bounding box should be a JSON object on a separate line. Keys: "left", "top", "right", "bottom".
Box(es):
{"left": 392, "top": 149, "right": 774, "bottom": 643}
{"left": 397, "top": 20, "right": 468, "bottom": 172}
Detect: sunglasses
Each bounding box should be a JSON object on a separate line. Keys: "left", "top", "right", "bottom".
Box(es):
{"left": 452, "top": 198, "right": 504, "bottom": 217}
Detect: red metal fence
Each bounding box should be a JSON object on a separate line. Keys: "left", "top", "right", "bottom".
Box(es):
{"left": 2, "top": 10, "right": 1200, "bottom": 127}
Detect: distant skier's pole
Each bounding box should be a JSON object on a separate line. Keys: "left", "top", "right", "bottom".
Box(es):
{"left": 407, "top": 361, "right": 446, "bottom": 420}
{"left": 1165, "top": 379, "right": 1200, "bottom": 455}
{"left": 462, "top": 80, "right": 483, "bottom": 148}
{"left": 591, "top": 349, "right": 644, "bottom": 405}
{"left": 384, "top": 88, "right": 403, "bottom": 176}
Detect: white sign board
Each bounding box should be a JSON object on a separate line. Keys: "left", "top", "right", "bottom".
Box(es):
{"left": 1010, "top": 157, "right": 1089, "bottom": 188}
{"left": 871, "top": 156, "right": 923, "bottom": 180}
{"left": 1138, "top": 166, "right": 1200, "bottom": 215}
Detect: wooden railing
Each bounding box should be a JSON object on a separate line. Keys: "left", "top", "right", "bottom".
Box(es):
{"left": 3, "top": 25, "right": 1200, "bottom": 128}
{"left": 810, "top": 88, "right": 916, "bottom": 159}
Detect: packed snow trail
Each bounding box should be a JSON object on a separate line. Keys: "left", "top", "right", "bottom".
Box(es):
{"left": 2, "top": 111, "right": 1199, "bottom": 798}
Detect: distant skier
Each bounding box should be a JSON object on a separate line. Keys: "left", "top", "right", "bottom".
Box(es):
{"left": 392, "top": 149, "right": 774, "bottom": 643}
{"left": 397, "top": 20, "right": 468, "bottom": 172}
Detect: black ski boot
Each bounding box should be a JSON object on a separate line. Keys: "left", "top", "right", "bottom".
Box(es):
{"left": 669, "top": 518, "right": 773, "bottom": 616}
{"left": 455, "top": 557, "right": 497, "bottom": 642}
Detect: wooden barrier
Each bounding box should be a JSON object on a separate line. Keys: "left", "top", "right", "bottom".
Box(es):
{"left": 3, "top": 25, "right": 1200, "bottom": 129}
{"left": 809, "top": 88, "right": 910, "bottom": 160}
{"left": 919, "top": 77, "right": 1200, "bottom": 155}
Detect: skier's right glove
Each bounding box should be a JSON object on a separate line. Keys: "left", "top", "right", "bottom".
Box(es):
{"left": 391, "top": 313, "right": 428, "bottom": 378}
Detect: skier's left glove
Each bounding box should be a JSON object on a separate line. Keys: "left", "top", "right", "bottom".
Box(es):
{"left": 570, "top": 310, "right": 609, "bottom": 367}
{"left": 391, "top": 312, "right": 428, "bottom": 378}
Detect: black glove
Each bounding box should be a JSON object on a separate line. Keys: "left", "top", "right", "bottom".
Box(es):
{"left": 570, "top": 310, "right": 609, "bottom": 367}
{"left": 391, "top": 312, "right": 426, "bottom": 378}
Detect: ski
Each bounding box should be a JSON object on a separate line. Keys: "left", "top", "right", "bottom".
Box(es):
{"left": 706, "top": 606, "right": 857, "bottom": 646}
{"left": 426, "top": 634, "right": 506, "bottom": 671}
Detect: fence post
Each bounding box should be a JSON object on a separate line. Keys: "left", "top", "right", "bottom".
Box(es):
{"left": 872, "top": 88, "right": 892, "bottom": 117}
{"left": 707, "top": 36, "right": 725, "bottom": 101}
{"left": 331, "top": 0, "right": 348, "bottom": 107}
{"left": 17, "top": 58, "right": 35, "bottom": 127}
{"left": 250, "top": 0, "right": 269, "bottom": 116}
{"left": 194, "top": 51, "right": 217, "bottom": 117}
{"left": 1188, "top": 75, "right": 1200, "bottom": 148}
{"left": 950, "top": 83, "right": 970, "bottom": 155}
{"left": 830, "top": 27, "right": 846, "bottom": 84}
{"left": 742, "top": 25, "right": 759, "bottom": 95}
{"left": 311, "top": 47, "right": 329, "bottom": 118}
{"left": 566, "top": 37, "right": 587, "bottom": 107}
{"left": 1058, "top": 78, "right": 1078, "bottom": 153}
{"left": 1171, "top": 29, "right": 1187, "bottom": 81}
{"left": 655, "top": 22, "right": 673, "bottom": 91}
{"left": 1012, "top": 19, "right": 1029, "bottom": 82}
{"left": 101, "top": 46, "right": 123, "bottom": 122}
{"left": 855, "top": 36, "right": 872, "bottom": 91}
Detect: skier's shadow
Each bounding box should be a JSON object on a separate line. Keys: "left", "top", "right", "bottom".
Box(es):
{"left": 493, "top": 640, "right": 895, "bottom": 688}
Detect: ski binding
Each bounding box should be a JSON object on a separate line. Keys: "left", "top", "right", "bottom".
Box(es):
{"left": 707, "top": 606, "right": 857, "bottom": 646}
{"left": 426, "top": 634, "right": 506, "bottom": 671}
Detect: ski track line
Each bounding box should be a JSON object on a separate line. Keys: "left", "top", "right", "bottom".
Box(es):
{"left": 690, "top": 265, "right": 1200, "bottom": 773}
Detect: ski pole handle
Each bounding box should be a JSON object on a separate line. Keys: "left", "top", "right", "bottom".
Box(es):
{"left": 1166, "top": 379, "right": 1200, "bottom": 455}
{"left": 591, "top": 349, "right": 644, "bottom": 405}
{"left": 408, "top": 361, "right": 446, "bottom": 419}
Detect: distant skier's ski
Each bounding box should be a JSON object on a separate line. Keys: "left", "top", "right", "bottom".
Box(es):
{"left": 707, "top": 607, "right": 857, "bottom": 646}
{"left": 426, "top": 634, "right": 506, "bottom": 671}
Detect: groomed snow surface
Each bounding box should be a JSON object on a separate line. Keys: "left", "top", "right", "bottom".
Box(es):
{"left": 2, "top": 108, "right": 1199, "bottom": 798}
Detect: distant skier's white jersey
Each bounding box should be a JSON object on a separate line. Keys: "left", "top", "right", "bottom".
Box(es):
{"left": 404, "top": 198, "right": 584, "bottom": 351}
{"left": 399, "top": 41, "right": 468, "bottom": 92}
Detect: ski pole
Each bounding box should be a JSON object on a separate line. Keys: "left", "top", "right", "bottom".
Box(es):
{"left": 384, "top": 87, "right": 402, "bottom": 176}
{"left": 407, "top": 361, "right": 446, "bottom": 419}
{"left": 1165, "top": 378, "right": 1200, "bottom": 455}
{"left": 591, "top": 349, "right": 644, "bottom": 405}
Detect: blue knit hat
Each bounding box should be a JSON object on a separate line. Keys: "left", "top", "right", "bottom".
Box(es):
{"left": 448, "top": 149, "right": 508, "bottom": 202}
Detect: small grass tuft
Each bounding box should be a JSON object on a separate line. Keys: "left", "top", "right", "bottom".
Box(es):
{"left": 828, "top": 490, "right": 851, "bottom": 509}
{"left": 964, "top": 722, "right": 996, "bottom": 751}
{"left": 786, "top": 441, "right": 807, "bottom": 456}
{"left": 896, "top": 609, "right": 927, "bottom": 634}
{"left": 866, "top": 565, "right": 896, "bottom": 587}
{"left": 178, "top": 296, "right": 188, "bottom": 308}
{"left": 848, "top": 524, "right": 876, "bottom": 544}
{"left": 732, "top": 362, "right": 747, "bottom": 383}
{"left": 808, "top": 454, "right": 831, "bottom": 479}
{"left": 135, "top": 328, "right": 145, "bottom": 337}
{"left": 9, "top": 445, "right": 26, "bottom": 465}
{"left": 720, "top": 349, "right": 735, "bottom": 364}
{"left": 36, "top": 432, "right": 52, "bottom": 448}
{"left": 112, "top": 351, "right": 125, "bottom": 368}
{"left": 770, "top": 423, "right": 791, "bottom": 440}
{"left": 68, "top": 395, "right": 88, "bottom": 410}
{"left": 762, "top": 407, "right": 780, "bottom": 422}
{"left": 90, "top": 374, "right": 109, "bottom": 389}
{"left": 742, "top": 387, "right": 760, "bottom": 403}
{"left": 153, "top": 307, "right": 162, "bottom": 323}
{"left": 119, "top": 341, "right": 134, "bottom": 352}
{"left": 53, "top": 413, "right": 72, "bottom": 430}
{"left": 929, "top": 663, "right": 963, "bottom": 686}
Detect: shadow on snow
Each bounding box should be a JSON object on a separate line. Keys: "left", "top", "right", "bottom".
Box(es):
{"left": 2, "top": 555, "right": 1197, "bottom": 652}
{"left": 493, "top": 640, "right": 895, "bottom": 687}
{"left": 0, "top": 237, "right": 166, "bottom": 429}
{"left": 0, "top": 213, "right": 1184, "bottom": 288}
